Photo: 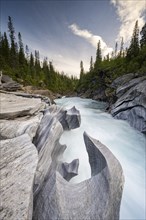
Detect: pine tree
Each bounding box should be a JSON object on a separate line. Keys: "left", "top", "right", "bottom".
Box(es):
{"left": 89, "top": 56, "right": 94, "bottom": 72}
{"left": 140, "top": 23, "right": 146, "bottom": 48}
{"left": 94, "top": 40, "right": 102, "bottom": 69}
{"left": 18, "top": 32, "right": 25, "bottom": 66}
{"left": 119, "top": 37, "right": 124, "bottom": 57}
{"left": 80, "top": 60, "right": 84, "bottom": 79}
{"left": 1, "top": 32, "right": 10, "bottom": 62}
{"left": 8, "top": 16, "right": 17, "bottom": 68}
{"left": 127, "top": 20, "right": 139, "bottom": 59}
{"left": 115, "top": 42, "right": 118, "bottom": 57}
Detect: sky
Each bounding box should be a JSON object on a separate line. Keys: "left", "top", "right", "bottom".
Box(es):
{"left": 1, "top": 0, "right": 146, "bottom": 77}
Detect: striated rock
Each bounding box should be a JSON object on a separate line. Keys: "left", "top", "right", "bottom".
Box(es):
{"left": 0, "top": 92, "right": 46, "bottom": 119}
{"left": 33, "top": 113, "right": 65, "bottom": 196}
{"left": 66, "top": 106, "right": 81, "bottom": 129}
{"left": 33, "top": 132, "right": 124, "bottom": 220}
{"left": 47, "top": 105, "right": 81, "bottom": 130}
{"left": 0, "top": 134, "right": 38, "bottom": 220}
{"left": 116, "top": 76, "right": 146, "bottom": 98}
{"left": 111, "top": 77, "right": 146, "bottom": 133}
{"left": 111, "top": 73, "right": 138, "bottom": 89}
{"left": 57, "top": 159, "right": 79, "bottom": 181}
{"left": 0, "top": 113, "right": 43, "bottom": 140}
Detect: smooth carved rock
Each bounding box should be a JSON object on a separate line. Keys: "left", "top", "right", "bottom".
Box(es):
{"left": 0, "top": 113, "right": 43, "bottom": 140}
{"left": 66, "top": 106, "right": 81, "bottom": 129}
{"left": 0, "top": 92, "right": 46, "bottom": 119}
{"left": 33, "top": 132, "right": 124, "bottom": 220}
{"left": 111, "top": 78, "right": 146, "bottom": 133}
{"left": 0, "top": 134, "right": 38, "bottom": 220}
{"left": 57, "top": 159, "right": 79, "bottom": 181}
{"left": 47, "top": 105, "right": 81, "bottom": 130}
{"left": 33, "top": 113, "right": 65, "bottom": 196}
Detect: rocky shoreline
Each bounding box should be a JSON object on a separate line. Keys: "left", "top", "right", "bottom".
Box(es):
{"left": 0, "top": 91, "right": 124, "bottom": 220}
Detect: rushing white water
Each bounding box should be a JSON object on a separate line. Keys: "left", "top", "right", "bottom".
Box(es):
{"left": 55, "top": 97, "right": 146, "bottom": 220}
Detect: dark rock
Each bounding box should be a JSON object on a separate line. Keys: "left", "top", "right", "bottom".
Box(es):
{"left": 57, "top": 159, "right": 79, "bottom": 181}
{"left": 111, "top": 73, "right": 138, "bottom": 89}
{"left": 0, "top": 74, "right": 21, "bottom": 91}
{"left": 111, "top": 77, "right": 146, "bottom": 133}
{"left": 66, "top": 106, "right": 81, "bottom": 129}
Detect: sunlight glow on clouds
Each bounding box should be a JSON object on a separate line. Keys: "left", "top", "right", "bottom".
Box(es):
{"left": 69, "top": 23, "right": 113, "bottom": 57}
{"left": 111, "top": 0, "right": 146, "bottom": 43}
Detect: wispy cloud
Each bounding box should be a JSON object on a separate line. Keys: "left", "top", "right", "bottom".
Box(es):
{"left": 111, "top": 0, "right": 146, "bottom": 43}
{"left": 69, "top": 23, "right": 113, "bottom": 57}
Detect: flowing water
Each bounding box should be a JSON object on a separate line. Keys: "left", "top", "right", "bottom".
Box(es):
{"left": 55, "top": 97, "right": 146, "bottom": 220}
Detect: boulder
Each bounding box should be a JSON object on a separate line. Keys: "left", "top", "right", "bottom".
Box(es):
{"left": 0, "top": 74, "right": 21, "bottom": 91}
{"left": 0, "top": 134, "right": 38, "bottom": 220}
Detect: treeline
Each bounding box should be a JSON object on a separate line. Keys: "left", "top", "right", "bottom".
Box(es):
{"left": 77, "top": 20, "right": 146, "bottom": 93}
{"left": 0, "top": 16, "right": 78, "bottom": 93}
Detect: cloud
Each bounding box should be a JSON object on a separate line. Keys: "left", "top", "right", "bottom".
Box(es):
{"left": 111, "top": 0, "right": 146, "bottom": 43}
{"left": 69, "top": 23, "right": 113, "bottom": 57}
{"left": 52, "top": 54, "right": 89, "bottom": 78}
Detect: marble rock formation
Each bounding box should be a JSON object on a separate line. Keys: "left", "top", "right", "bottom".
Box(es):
{"left": 0, "top": 91, "right": 124, "bottom": 220}
{"left": 0, "top": 113, "right": 43, "bottom": 140}
{"left": 111, "top": 75, "right": 146, "bottom": 134}
{"left": 46, "top": 105, "right": 81, "bottom": 130}
{"left": 57, "top": 159, "right": 79, "bottom": 181}
{"left": 0, "top": 134, "right": 38, "bottom": 220}
{"left": 0, "top": 92, "right": 46, "bottom": 119}
{"left": 33, "top": 131, "right": 124, "bottom": 220}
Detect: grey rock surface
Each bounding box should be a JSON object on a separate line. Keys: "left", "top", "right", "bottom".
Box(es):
{"left": 0, "top": 91, "right": 124, "bottom": 220}
{"left": 0, "top": 74, "right": 21, "bottom": 91}
{"left": 111, "top": 73, "right": 138, "bottom": 89}
{"left": 0, "top": 92, "right": 46, "bottom": 119}
{"left": 33, "top": 113, "right": 65, "bottom": 196}
{"left": 33, "top": 132, "right": 124, "bottom": 220}
{"left": 57, "top": 159, "right": 79, "bottom": 181}
{"left": 111, "top": 77, "right": 146, "bottom": 133}
{"left": 0, "top": 134, "right": 38, "bottom": 220}
{"left": 0, "top": 113, "right": 43, "bottom": 140}
{"left": 47, "top": 105, "right": 81, "bottom": 130}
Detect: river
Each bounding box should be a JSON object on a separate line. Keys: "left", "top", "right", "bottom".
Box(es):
{"left": 55, "top": 97, "right": 146, "bottom": 220}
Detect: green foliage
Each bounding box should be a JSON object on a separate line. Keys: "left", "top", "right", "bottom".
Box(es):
{"left": 0, "top": 16, "right": 78, "bottom": 94}
{"left": 77, "top": 21, "right": 146, "bottom": 94}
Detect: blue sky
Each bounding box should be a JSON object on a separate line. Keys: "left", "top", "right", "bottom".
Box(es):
{"left": 1, "top": 0, "right": 146, "bottom": 77}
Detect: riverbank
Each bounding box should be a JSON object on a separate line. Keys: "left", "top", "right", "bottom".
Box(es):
{"left": 77, "top": 73, "right": 146, "bottom": 134}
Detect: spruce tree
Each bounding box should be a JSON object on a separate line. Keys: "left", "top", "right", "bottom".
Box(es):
{"left": 89, "top": 56, "right": 94, "bottom": 72}
{"left": 8, "top": 16, "right": 17, "bottom": 68}
{"left": 140, "top": 23, "right": 146, "bottom": 48}
{"left": 119, "top": 37, "right": 124, "bottom": 57}
{"left": 80, "top": 60, "right": 84, "bottom": 79}
{"left": 18, "top": 32, "right": 25, "bottom": 66}
{"left": 115, "top": 42, "right": 118, "bottom": 57}
{"left": 2, "top": 32, "right": 10, "bottom": 62}
{"left": 94, "top": 40, "right": 102, "bottom": 69}
{"left": 127, "top": 20, "right": 139, "bottom": 59}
